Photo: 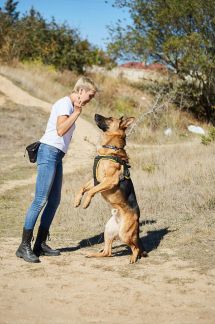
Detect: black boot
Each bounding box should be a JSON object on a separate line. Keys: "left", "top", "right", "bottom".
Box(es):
{"left": 16, "top": 228, "right": 40, "bottom": 263}
{"left": 33, "top": 226, "right": 60, "bottom": 257}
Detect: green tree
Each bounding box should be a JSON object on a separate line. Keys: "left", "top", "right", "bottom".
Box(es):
{"left": 16, "top": 7, "right": 47, "bottom": 60}
{"left": 0, "top": 0, "right": 19, "bottom": 61}
{"left": 0, "top": 0, "right": 114, "bottom": 73}
{"left": 4, "top": 0, "right": 19, "bottom": 22}
{"left": 108, "top": 0, "right": 215, "bottom": 123}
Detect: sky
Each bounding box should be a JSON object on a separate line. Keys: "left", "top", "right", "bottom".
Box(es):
{"left": 0, "top": 0, "right": 130, "bottom": 50}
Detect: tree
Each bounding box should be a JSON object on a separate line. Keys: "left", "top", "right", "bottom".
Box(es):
{"left": 16, "top": 7, "right": 47, "bottom": 60}
{"left": 0, "top": 1, "right": 114, "bottom": 73}
{"left": 0, "top": 0, "right": 19, "bottom": 61}
{"left": 108, "top": 0, "right": 215, "bottom": 123}
{"left": 4, "top": 0, "right": 19, "bottom": 22}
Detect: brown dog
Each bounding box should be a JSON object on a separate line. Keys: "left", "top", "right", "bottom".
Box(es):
{"left": 74, "top": 114, "right": 147, "bottom": 263}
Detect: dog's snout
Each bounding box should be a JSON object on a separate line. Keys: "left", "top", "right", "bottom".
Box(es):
{"left": 94, "top": 114, "right": 103, "bottom": 121}
{"left": 94, "top": 114, "right": 109, "bottom": 132}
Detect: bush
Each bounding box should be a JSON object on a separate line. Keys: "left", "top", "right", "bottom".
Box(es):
{"left": 201, "top": 127, "right": 215, "bottom": 145}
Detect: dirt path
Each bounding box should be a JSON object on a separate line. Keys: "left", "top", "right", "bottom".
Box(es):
{"left": 0, "top": 75, "right": 214, "bottom": 324}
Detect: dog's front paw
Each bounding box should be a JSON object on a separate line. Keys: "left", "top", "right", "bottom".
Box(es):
{"left": 74, "top": 195, "right": 82, "bottom": 208}
{"left": 82, "top": 196, "right": 91, "bottom": 209}
{"left": 82, "top": 202, "right": 90, "bottom": 209}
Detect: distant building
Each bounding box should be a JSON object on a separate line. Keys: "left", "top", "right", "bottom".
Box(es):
{"left": 88, "top": 61, "right": 169, "bottom": 83}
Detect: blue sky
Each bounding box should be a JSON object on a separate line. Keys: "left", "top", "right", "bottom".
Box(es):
{"left": 0, "top": 0, "right": 130, "bottom": 50}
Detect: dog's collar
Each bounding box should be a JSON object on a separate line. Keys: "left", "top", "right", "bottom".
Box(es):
{"left": 102, "top": 144, "right": 124, "bottom": 151}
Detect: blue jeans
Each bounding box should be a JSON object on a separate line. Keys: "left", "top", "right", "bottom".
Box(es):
{"left": 24, "top": 143, "right": 65, "bottom": 230}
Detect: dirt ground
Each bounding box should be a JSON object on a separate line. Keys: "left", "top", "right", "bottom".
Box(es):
{"left": 0, "top": 75, "right": 214, "bottom": 324}
{"left": 1, "top": 237, "right": 215, "bottom": 324}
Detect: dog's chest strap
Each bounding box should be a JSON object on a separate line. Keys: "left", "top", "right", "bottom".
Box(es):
{"left": 93, "top": 155, "right": 131, "bottom": 186}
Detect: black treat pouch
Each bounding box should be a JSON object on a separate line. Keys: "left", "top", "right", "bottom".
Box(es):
{"left": 25, "top": 141, "right": 41, "bottom": 163}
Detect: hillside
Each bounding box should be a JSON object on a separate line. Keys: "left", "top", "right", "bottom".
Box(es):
{"left": 0, "top": 62, "right": 209, "bottom": 144}
{"left": 0, "top": 65, "right": 214, "bottom": 324}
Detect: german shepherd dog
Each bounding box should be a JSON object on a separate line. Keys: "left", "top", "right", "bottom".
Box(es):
{"left": 74, "top": 114, "right": 147, "bottom": 263}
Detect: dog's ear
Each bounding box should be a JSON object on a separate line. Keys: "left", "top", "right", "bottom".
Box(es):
{"left": 120, "top": 117, "right": 135, "bottom": 129}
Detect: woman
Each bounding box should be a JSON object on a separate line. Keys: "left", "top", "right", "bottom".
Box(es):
{"left": 16, "top": 77, "right": 97, "bottom": 263}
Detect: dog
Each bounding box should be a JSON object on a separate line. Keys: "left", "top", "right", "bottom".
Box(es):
{"left": 74, "top": 114, "right": 147, "bottom": 263}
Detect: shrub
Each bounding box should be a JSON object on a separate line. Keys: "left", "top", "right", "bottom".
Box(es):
{"left": 201, "top": 127, "right": 215, "bottom": 145}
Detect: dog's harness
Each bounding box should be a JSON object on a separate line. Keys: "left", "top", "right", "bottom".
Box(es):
{"left": 93, "top": 155, "right": 131, "bottom": 186}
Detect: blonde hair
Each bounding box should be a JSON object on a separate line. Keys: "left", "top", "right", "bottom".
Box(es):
{"left": 73, "top": 76, "right": 98, "bottom": 93}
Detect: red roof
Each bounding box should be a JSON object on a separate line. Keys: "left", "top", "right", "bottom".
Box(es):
{"left": 120, "top": 62, "right": 167, "bottom": 71}
{"left": 120, "top": 62, "right": 146, "bottom": 69}
{"left": 147, "top": 63, "right": 166, "bottom": 71}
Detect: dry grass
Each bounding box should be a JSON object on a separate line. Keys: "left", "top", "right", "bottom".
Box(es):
{"left": 128, "top": 142, "right": 215, "bottom": 268}
{"left": 1, "top": 141, "right": 214, "bottom": 270}
{"left": 0, "top": 61, "right": 76, "bottom": 103}
{"left": 0, "top": 97, "right": 48, "bottom": 237}
{"left": 49, "top": 139, "right": 215, "bottom": 270}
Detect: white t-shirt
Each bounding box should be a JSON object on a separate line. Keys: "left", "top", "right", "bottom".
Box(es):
{"left": 40, "top": 96, "right": 75, "bottom": 153}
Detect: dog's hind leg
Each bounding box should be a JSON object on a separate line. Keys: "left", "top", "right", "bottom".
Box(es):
{"left": 129, "top": 240, "right": 141, "bottom": 264}
{"left": 74, "top": 179, "right": 94, "bottom": 207}
{"left": 128, "top": 234, "right": 148, "bottom": 261}
{"left": 119, "top": 217, "right": 142, "bottom": 264}
{"left": 86, "top": 238, "right": 114, "bottom": 258}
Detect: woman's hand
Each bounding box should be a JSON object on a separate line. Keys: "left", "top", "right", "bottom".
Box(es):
{"left": 73, "top": 96, "right": 83, "bottom": 114}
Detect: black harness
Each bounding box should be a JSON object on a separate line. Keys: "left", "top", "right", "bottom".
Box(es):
{"left": 93, "top": 155, "right": 131, "bottom": 186}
